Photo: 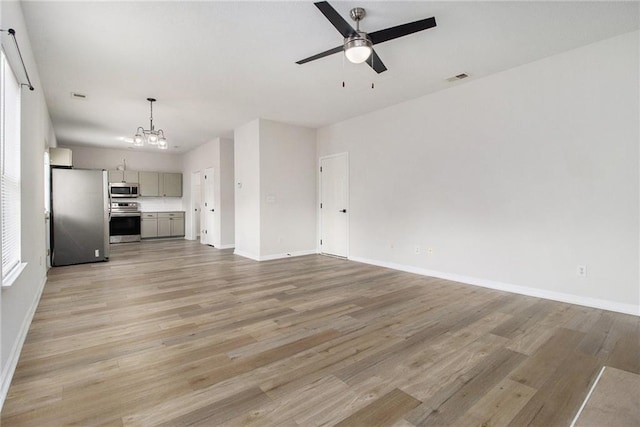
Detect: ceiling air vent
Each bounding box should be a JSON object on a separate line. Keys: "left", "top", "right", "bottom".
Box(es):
{"left": 70, "top": 92, "right": 87, "bottom": 100}
{"left": 446, "top": 73, "right": 469, "bottom": 82}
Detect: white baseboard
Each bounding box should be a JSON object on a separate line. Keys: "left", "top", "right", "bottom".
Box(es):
{"left": 349, "top": 256, "right": 639, "bottom": 317}
{"left": 233, "top": 249, "right": 261, "bottom": 261}
{"left": 259, "top": 250, "right": 317, "bottom": 261}
{"left": 233, "top": 249, "right": 317, "bottom": 262}
{"left": 216, "top": 244, "right": 235, "bottom": 249}
{"left": 1, "top": 274, "right": 48, "bottom": 410}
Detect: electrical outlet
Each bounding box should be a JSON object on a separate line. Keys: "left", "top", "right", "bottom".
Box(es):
{"left": 414, "top": 245, "right": 421, "bottom": 255}
{"left": 427, "top": 247, "right": 434, "bottom": 254}
{"left": 577, "top": 265, "right": 587, "bottom": 277}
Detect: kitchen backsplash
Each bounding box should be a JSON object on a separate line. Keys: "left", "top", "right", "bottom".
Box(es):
{"left": 138, "top": 197, "right": 184, "bottom": 212}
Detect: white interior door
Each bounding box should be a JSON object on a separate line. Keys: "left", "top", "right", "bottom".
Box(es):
{"left": 191, "top": 171, "right": 201, "bottom": 240}
{"left": 202, "top": 167, "right": 216, "bottom": 246}
{"left": 320, "top": 153, "right": 348, "bottom": 257}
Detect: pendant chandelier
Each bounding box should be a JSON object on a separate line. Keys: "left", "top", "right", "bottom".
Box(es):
{"left": 132, "top": 97, "right": 168, "bottom": 149}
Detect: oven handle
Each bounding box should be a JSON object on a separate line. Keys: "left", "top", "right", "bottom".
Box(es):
{"left": 110, "top": 212, "right": 141, "bottom": 217}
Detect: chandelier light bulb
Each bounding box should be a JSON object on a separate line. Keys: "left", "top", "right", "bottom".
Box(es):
{"left": 133, "top": 133, "right": 144, "bottom": 146}
{"left": 147, "top": 133, "right": 158, "bottom": 144}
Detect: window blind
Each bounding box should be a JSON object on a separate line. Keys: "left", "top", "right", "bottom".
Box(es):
{"left": 1, "top": 49, "right": 22, "bottom": 282}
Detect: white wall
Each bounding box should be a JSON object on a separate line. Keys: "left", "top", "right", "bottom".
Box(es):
{"left": 219, "top": 139, "right": 235, "bottom": 247}
{"left": 1, "top": 0, "right": 56, "bottom": 406}
{"left": 182, "top": 137, "right": 235, "bottom": 247}
{"left": 259, "top": 119, "right": 317, "bottom": 258}
{"left": 318, "top": 31, "right": 640, "bottom": 315}
{"left": 234, "top": 120, "right": 261, "bottom": 258}
{"left": 234, "top": 119, "right": 316, "bottom": 260}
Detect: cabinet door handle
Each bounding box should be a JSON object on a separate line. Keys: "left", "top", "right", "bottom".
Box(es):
{"left": 339, "top": 209, "right": 347, "bottom": 213}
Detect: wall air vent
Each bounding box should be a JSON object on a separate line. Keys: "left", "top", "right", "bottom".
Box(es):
{"left": 445, "top": 73, "right": 469, "bottom": 82}
{"left": 70, "top": 92, "right": 87, "bottom": 100}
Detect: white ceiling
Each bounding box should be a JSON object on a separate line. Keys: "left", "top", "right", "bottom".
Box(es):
{"left": 20, "top": 1, "right": 639, "bottom": 154}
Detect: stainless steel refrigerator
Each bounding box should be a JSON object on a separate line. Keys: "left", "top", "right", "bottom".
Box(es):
{"left": 51, "top": 168, "right": 110, "bottom": 266}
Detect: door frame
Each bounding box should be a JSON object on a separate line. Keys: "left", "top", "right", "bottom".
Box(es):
{"left": 318, "top": 152, "right": 349, "bottom": 258}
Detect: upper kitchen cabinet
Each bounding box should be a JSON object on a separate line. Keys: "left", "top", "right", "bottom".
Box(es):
{"left": 139, "top": 171, "right": 159, "bottom": 197}
{"left": 109, "top": 170, "right": 139, "bottom": 184}
{"left": 160, "top": 173, "right": 182, "bottom": 197}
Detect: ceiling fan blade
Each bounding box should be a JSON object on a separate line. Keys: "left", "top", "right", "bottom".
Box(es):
{"left": 296, "top": 45, "right": 344, "bottom": 65}
{"left": 369, "top": 17, "right": 437, "bottom": 45}
{"left": 314, "top": 1, "right": 357, "bottom": 38}
{"left": 366, "top": 49, "right": 387, "bottom": 74}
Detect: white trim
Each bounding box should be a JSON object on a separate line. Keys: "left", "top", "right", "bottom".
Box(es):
{"left": 233, "top": 249, "right": 261, "bottom": 261}
{"left": 216, "top": 244, "right": 235, "bottom": 249}
{"left": 1, "top": 261, "right": 26, "bottom": 288}
{"left": 259, "top": 250, "right": 317, "bottom": 261}
{"left": 233, "top": 249, "right": 317, "bottom": 262}
{"left": 1, "top": 274, "right": 47, "bottom": 410}
{"left": 570, "top": 366, "right": 606, "bottom": 427}
{"left": 349, "top": 256, "right": 640, "bottom": 316}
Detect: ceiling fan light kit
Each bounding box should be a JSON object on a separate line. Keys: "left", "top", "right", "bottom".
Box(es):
{"left": 344, "top": 33, "right": 372, "bottom": 64}
{"left": 296, "top": 1, "right": 437, "bottom": 74}
{"left": 131, "top": 98, "right": 168, "bottom": 150}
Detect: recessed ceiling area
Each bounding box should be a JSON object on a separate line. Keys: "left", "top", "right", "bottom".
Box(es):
{"left": 20, "top": 1, "right": 639, "bottom": 153}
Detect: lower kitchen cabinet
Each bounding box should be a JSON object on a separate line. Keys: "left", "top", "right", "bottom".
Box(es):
{"left": 141, "top": 213, "right": 158, "bottom": 238}
{"left": 141, "top": 211, "right": 184, "bottom": 238}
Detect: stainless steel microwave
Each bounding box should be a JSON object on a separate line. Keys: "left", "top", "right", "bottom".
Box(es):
{"left": 109, "top": 182, "right": 139, "bottom": 198}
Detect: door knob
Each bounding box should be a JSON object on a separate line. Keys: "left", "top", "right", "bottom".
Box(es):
{"left": 210, "top": 209, "right": 215, "bottom": 212}
{"left": 339, "top": 209, "right": 347, "bottom": 213}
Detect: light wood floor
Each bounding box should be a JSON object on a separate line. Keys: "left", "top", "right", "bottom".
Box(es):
{"left": 2, "top": 240, "right": 639, "bottom": 426}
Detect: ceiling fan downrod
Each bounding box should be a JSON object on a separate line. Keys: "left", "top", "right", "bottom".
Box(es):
{"left": 350, "top": 7, "right": 366, "bottom": 30}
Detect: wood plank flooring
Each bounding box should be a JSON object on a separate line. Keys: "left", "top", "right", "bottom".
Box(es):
{"left": 2, "top": 240, "right": 639, "bottom": 426}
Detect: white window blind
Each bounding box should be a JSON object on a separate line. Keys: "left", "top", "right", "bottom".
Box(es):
{"left": 1, "top": 49, "right": 22, "bottom": 284}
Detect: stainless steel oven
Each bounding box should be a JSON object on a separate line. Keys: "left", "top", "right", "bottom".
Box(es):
{"left": 109, "top": 201, "right": 141, "bottom": 243}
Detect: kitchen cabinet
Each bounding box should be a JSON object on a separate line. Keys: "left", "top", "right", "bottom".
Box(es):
{"left": 109, "top": 170, "right": 139, "bottom": 183}
{"left": 140, "top": 213, "right": 158, "bottom": 238}
{"left": 141, "top": 211, "right": 184, "bottom": 238}
{"left": 139, "top": 171, "right": 159, "bottom": 197}
{"left": 109, "top": 170, "right": 181, "bottom": 197}
{"left": 158, "top": 212, "right": 185, "bottom": 236}
{"left": 160, "top": 173, "right": 182, "bottom": 197}
{"left": 157, "top": 217, "right": 171, "bottom": 237}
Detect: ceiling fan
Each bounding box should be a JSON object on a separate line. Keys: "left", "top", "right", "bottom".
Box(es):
{"left": 296, "top": 1, "right": 437, "bottom": 74}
